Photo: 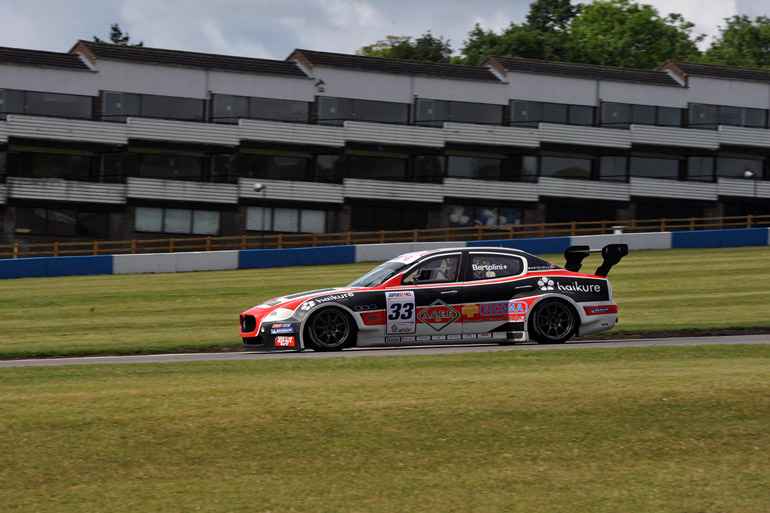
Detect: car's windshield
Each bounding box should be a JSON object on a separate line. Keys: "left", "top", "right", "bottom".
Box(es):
{"left": 348, "top": 261, "right": 406, "bottom": 288}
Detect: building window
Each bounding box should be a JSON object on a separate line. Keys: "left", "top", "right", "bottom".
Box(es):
{"left": 715, "top": 157, "right": 763, "bottom": 179}
{"left": 210, "top": 94, "right": 310, "bottom": 124}
{"left": 9, "top": 153, "right": 93, "bottom": 181}
{"left": 212, "top": 154, "right": 310, "bottom": 182}
{"left": 415, "top": 99, "right": 504, "bottom": 127}
{"left": 315, "top": 155, "right": 345, "bottom": 183}
{"left": 447, "top": 156, "right": 502, "bottom": 180}
{"left": 350, "top": 202, "right": 428, "bottom": 230}
{"left": 598, "top": 156, "right": 628, "bottom": 182}
{"left": 540, "top": 156, "right": 593, "bottom": 179}
{"left": 318, "top": 97, "right": 409, "bottom": 126}
{"left": 412, "top": 155, "right": 445, "bottom": 183}
{"left": 689, "top": 104, "right": 767, "bottom": 130}
{"left": 246, "top": 206, "right": 326, "bottom": 233}
{"left": 448, "top": 205, "right": 521, "bottom": 227}
{"left": 600, "top": 102, "right": 682, "bottom": 128}
{"left": 135, "top": 207, "right": 220, "bottom": 235}
{"left": 16, "top": 207, "right": 108, "bottom": 237}
{"left": 0, "top": 89, "right": 92, "bottom": 119}
{"left": 102, "top": 92, "right": 204, "bottom": 122}
{"left": 138, "top": 154, "right": 205, "bottom": 181}
{"left": 505, "top": 155, "right": 538, "bottom": 183}
{"left": 687, "top": 156, "right": 714, "bottom": 182}
{"left": 629, "top": 156, "right": 681, "bottom": 179}
{"left": 511, "top": 100, "right": 594, "bottom": 127}
{"left": 349, "top": 155, "right": 407, "bottom": 181}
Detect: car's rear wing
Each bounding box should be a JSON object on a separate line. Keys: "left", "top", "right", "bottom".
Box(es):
{"left": 564, "top": 244, "right": 628, "bottom": 277}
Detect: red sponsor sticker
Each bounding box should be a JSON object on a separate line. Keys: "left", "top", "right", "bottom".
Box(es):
{"left": 584, "top": 305, "right": 618, "bottom": 316}
{"left": 275, "top": 336, "right": 295, "bottom": 347}
{"left": 361, "top": 311, "right": 385, "bottom": 326}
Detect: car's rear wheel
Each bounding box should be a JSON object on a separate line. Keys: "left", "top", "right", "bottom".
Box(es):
{"left": 528, "top": 299, "right": 577, "bottom": 344}
{"left": 306, "top": 307, "right": 356, "bottom": 351}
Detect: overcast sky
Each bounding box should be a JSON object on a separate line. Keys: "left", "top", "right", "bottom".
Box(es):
{"left": 1, "top": 0, "right": 768, "bottom": 61}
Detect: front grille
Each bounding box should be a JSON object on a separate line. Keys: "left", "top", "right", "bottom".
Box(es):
{"left": 240, "top": 314, "right": 257, "bottom": 333}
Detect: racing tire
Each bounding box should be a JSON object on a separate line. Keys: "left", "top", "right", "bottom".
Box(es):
{"left": 528, "top": 299, "right": 577, "bottom": 344}
{"left": 305, "top": 307, "right": 356, "bottom": 351}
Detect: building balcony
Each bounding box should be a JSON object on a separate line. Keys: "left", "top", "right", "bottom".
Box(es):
{"left": 443, "top": 178, "right": 539, "bottom": 202}
{"left": 538, "top": 177, "right": 630, "bottom": 201}
{"left": 0, "top": 183, "right": 7, "bottom": 204}
{"left": 539, "top": 123, "right": 630, "bottom": 148}
{"left": 345, "top": 121, "right": 443, "bottom": 148}
{"left": 239, "top": 119, "right": 345, "bottom": 148}
{"left": 7, "top": 177, "right": 127, "bottom": 204}
{"left": 344, "top": 178, "right": 444, "bottom": 203}
{"left": 239, "top": 178, "right": 344, "bottom": 204}
{"left": 718, "top": 125, "right": 770, "bottom": 148}
{"left": 630, "top": 177, "right": 717, "bottom": 201}
{"left": 630, "top": 124, "right": 719, "bottom": 149}
{"left": 126, "top": 117, "right": 240, "bottom": 146}
{"left": 126, "top": 177, "right": 238, "bottom": 204}
{"left": 6, "top": 115, "right": 128, "bottom": 145}
{"left": 445, "top": 123, "right": 539, "bottom": 148}
{"left": 0, "top": 118, "right": 8, "bottom": 144}
{"left": 717, "top": 177, "right": 770, "bottom": 199}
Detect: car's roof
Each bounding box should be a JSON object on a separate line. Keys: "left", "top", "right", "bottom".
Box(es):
{"left": 390, "top": 246, "right": 539, "bottom": 265}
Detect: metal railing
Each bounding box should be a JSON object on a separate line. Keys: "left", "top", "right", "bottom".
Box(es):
{"left": 1, "top": 214, "right": 768, "bottom": 259}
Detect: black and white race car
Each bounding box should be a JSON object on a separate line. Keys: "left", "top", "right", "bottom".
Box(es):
{"left": 239, "top": 244, "right": 627, "bottom": 351}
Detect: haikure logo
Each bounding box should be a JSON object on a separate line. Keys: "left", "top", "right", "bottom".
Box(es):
{"left": 537, "top": 277, "right": 554, "bottom": 291}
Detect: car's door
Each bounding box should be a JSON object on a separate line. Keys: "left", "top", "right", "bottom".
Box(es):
{"left": 460, "top": 251, "right": 529, "bottom": 335}
{"left": 384, "top": 252, "right": 465, "bottom": 342}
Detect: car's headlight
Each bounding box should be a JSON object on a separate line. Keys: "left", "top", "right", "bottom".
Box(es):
{"left": 264, "top": 308, "right": 294, "bottom": 322}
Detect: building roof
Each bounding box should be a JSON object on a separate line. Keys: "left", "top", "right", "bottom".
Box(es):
{"left": 0, "top": 46, "right": 92, "bottom": 71}
{"left": 71, "top": 40, "right": 309, "bottom": 78}
{"left": 289, "top": 49, "right": 503, "bottom": 82}
{"left": 486, "top": 56, "right": 681, "bottom": 87}
{"left": 661, "top": 60, "right": 770, "bottom": 83}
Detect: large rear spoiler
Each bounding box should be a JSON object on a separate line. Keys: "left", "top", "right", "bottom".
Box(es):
{"left": 564, "top": 244, "right": 628, "bottom": 277}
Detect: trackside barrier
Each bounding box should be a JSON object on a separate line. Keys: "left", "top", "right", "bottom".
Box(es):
{"left": 0, "top": 228, "right": 768, "bottom": 280}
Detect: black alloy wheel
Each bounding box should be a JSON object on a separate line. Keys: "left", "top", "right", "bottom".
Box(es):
{"left": 306, "top": 308, "right": 355, "bottom": 351}
{"left": 529, "top": 299, "right": 577, "bottom": 344}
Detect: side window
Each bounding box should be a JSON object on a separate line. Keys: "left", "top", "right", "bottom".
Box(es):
{"left": 402, "top": 255, "right": 460, "bottom": 285}
{"left": 470, "top": 254, "right": 523, "bottom": 280}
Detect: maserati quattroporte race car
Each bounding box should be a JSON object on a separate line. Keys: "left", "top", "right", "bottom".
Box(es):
{"left": 239, "top": 244, "right": 628, "bottom": 351}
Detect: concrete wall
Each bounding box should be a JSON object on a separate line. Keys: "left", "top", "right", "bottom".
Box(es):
{"left": 1, "top": 228, "right": 767, "bottom": 280}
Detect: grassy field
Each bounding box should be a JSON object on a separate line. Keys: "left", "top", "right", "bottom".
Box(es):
{"left": 0, "top": 246, "right": 768, "bottom": 358}
{"left": 1, "top": 345, "right": 768, "bottom": 512}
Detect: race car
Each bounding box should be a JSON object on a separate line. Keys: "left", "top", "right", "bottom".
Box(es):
{"left": 239, "top": 244, "right": 628, "bottom": 351}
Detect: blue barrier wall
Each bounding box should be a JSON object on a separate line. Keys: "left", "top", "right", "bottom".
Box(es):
{"left": 1, "top": 228, "right": 767, "bottom": 280}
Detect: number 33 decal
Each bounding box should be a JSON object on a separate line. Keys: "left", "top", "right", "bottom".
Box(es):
{"left": 388, "top": 302, "right": 414, "bottom": 320}
{"left": 385, "top": 290, "right": 416, "bottom": 334}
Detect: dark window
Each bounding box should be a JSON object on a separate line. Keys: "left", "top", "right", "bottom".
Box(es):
{"left": 212, "top": 154, "right": 309, "bottom": 182}
{"left": 512, "top": 100, "right": 594, "bottom": 127}
{"left": 415, "top": 99, "right": 503, "bottom": 126}
{"left": 716, "top": 157, "right": 763, "bottom": 179}
{"left": 11, "top": 153, "right": 93, "bottom": 181}
{"left": 689, "top": 104, "right": 719, "bottom": 129}
{"left": 631, "top": 105, "right": 656, "bottom": 126}
{"left": 469, "top": 253, "right": 523, "bottom": 280}
{"left": 629, "top": 157, "right": 681, "bottom": 179}
{"left": 544, "top": 199, "right": 618, "bottom": 223}
{"left": 540, "top": 156, "right": 592, "bottom": 179}
{"left": 350, "top": 203, "right": 428, "bottom": 230}
{"left": 251, "top": 97, "right": 309, "bottom": 123}
{"left": 687, "top": 156, "right": 714, "bottom": 182}
{"left": 318, "top": 97, "right": 408, "bottom": 126}
{"left": 601, "top": 102, "right": 630, "bottom": 128}
{"left": 16, "top": 207, "right": 108, "bottom": 237}
{"left": 1, "top": 90, "right": 92, "bottom": 119}
{"left": 636, "top": 200, "right": 704, "bottom": 220}
{"left": 0, "top": 89, "right": 24, "bottom": 115}
{"left": 138, "top": 154, "right": 204, "bottom": 181}
{"left": 102, "top": 92, "right": 203, "bottom": 122}
{"left": 599, "top": 156, "right": 627, "bottom": 182}
{"left": 504, "top": 155, "right": 538, "bottom": 183}
{"left": 102, "top": 91, "right": 141, "bottom": 121}
{"left": 719, "top": 106, "right": 742, "bottom": 126}
{"left": 542, "top": 103, "right": 568, "bottom": 124}
{"left": 402, "top": 255, "right": 460, "bottom": 284}
{"left": 315, "top": 154, "right": 345, "bottom": 183}
{"left": 448, "top": 205, "right": 521, "bottom": 227}
{"left": 211, "top": 94, "right": 249, "bottom": 123}
{"left": 569, "top": 105, "right": 595, "bottom": 125}
{"left": 601, "top": 103, "right": 682, "bottom": 128}
{"left": 511, "top": 100, "right": 540, "bottom": 128}
{"left": 744, "top": 108, "right": 766, "bottom": 128}
{"left": 657, "top": 107, "right": 682, "bottom": 127}
{"left": 413, "top": 155, "right": 445, "bottom": 183}
{"left": 349, "top": 155, "right": 407, "bottom": 181}
{"left": 447, "top": 156, "right": 502, "bottom": 180}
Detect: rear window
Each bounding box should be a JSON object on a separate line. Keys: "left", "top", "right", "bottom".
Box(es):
{"left": 469, "top": 254, "right": 524, "bottom": 280}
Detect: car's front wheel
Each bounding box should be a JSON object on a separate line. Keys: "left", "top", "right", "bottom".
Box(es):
{"left": 305, "top": 307, "right": 356, "bottom": 351}
{"left": 528, "top": 299, "right": 577, "bottom": 344}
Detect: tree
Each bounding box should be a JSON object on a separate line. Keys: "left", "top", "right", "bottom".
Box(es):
{"left": 703, "top": 15, "right": 770, "bottom": 68}
{"left": 93, "top": 23, "right": 143, "bottom": 46}
{"left": 357, "top": 31, "right": 452, "bottom": 63}
{"left": 565, "top": 0, "right": 702, "bottom": 68}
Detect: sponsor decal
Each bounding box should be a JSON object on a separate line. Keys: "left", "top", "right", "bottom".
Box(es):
{"left": 446, "top": 334, "right": 462, "bottom": 340}
{"left": 387, "top": 291, "right": 412, "bottom": 298}
{"left": 416, "top": 335, "right": 432, "bottom": 341}
{"left": 417, "top": 300, "right": 461, "bottom": 331}
{"left": 478, "top": 333, "right": 493, "bottom": 339}
{"left": 461, "top": 304, "right": 479, "bottom": 319}
{"left": 472, "top": 263, "right": 509, "bottom": 272}
{"left": 270, "top": 327, "right": 294, "bottom": 335}
{"left": 299, "top": 292, "right": 355, "bottom": 311}
{"left": 389, "top": 324, "right": 413, "bottom": 334}
{"left": 274, "top": 336, "right": 295, "bottom": 347}
{"left": 537, "top": 277, "right": 555, "bottom": 291}
{"left": 529, "top": 265, "right": 556, "bottom": 271}
{"left": 362, "top": 311, "right": 385, "bottom": 326}
{"left": 272, "top": 323, "right": 292, "bottom": 328}
{"left": 480, "top": 302, "right": 527, "bottom": 316}
{"left": 431, "top": 335, "right": 447, "bottom": 341}
{"left": 584, "top": 305, "right": 618, "bottom": 315}
{"left": 400, "top": 336, "right": 416, "bottom": 342}
{"left": 537, "top": 277, "right": 602, "bottom": 294}
{"left": 385, "top": 336, "right": 401, "bottom": 343}
{"left": 462, "top": 334, "right": 477, "bottom": 339}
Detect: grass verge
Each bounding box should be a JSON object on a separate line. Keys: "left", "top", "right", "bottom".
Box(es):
{"left": 0, "top": 246, "right": 768, "bottom": 358}
{"left": 1, "top": 345, "right": 768, "bottom": 512}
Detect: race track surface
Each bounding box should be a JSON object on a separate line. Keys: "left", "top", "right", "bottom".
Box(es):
{"left": 2, "top": 334, "right": 769, "bottom": 368}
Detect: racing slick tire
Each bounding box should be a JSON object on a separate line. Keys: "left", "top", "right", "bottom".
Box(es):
{"left": 528, "top": 299, "right": 577, "bottom": 344}
{"left": 305, "top": 307, "right": 357, "bottom": 351}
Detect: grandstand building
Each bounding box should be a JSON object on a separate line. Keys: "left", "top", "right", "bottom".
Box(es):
{"left": 0, "top": 40, "right": 768, "bottom": 244}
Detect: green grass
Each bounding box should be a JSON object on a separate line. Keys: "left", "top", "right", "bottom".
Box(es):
{"left": 1, "top": 345, "right": 768, "bottom": 512}
{"left": 0, "top": 246, "right": 768, "bottom": 358}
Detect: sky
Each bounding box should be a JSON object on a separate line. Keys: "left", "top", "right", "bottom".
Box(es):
{"left": 1, "top": 0, "right": 768, "bottom": 61}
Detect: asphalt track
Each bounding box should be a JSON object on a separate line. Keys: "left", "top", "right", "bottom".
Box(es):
{"left": 1, "top": 334, "right": 769, "bottom": 368}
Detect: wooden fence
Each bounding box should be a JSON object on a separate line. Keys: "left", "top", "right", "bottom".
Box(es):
{"left": 1, "top": 214, "right": 769, "bottom": 259}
